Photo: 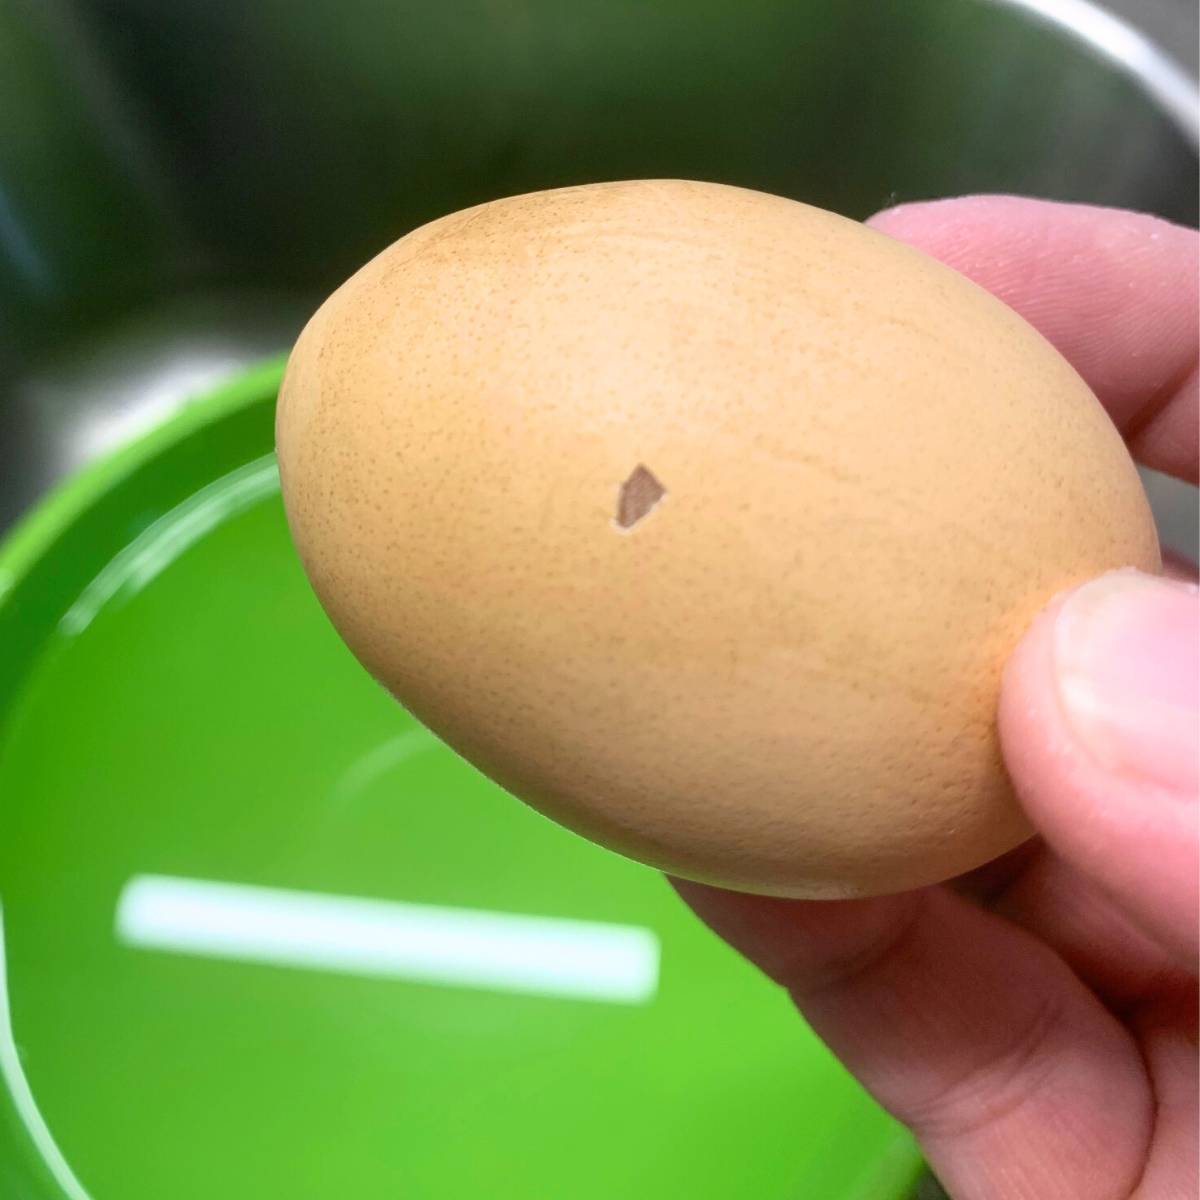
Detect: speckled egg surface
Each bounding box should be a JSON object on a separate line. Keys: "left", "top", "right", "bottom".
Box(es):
{"left": 276, "top": 180, "right": 1159, "bottom": 898}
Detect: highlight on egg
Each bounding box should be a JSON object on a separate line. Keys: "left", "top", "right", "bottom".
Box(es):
{"left": 276, "top": 179, "right": 1159, "bottom": 899}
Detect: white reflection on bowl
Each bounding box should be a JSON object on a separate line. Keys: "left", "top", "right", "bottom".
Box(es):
{"left": 116, "top": 875, "right": 661, "bottom": 1005}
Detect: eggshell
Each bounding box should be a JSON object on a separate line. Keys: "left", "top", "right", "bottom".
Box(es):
{"left": 277, "top": 180, "right": 1160, "bottom": 898}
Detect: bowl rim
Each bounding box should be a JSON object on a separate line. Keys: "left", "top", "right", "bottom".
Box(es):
{"left": 0, "top": 356, "right": 287, "bottom": 606}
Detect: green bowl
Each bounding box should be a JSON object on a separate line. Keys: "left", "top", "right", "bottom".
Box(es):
{"left": 0, "top": 363, "right": 921, "bottom": 1199}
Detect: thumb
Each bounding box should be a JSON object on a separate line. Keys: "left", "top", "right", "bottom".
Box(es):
{"left": 999, "top": 568, "right": 1198, "bottom": 964}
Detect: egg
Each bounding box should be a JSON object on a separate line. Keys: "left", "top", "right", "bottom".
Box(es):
{"left": 276, "top": 180, "right": 1159, "bottom": 898}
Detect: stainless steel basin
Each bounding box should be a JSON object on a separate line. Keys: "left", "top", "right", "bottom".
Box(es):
{"left": 1, "top": 0, "right": 1196, "bottom": 546}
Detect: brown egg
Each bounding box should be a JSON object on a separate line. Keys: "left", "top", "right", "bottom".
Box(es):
{"left": 276, "top": 180, "right": 1159, "bottom": 898}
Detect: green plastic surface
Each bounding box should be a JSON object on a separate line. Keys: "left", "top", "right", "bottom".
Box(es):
{"left": 0, "top": 364, "right": 921, "bottom": 1199}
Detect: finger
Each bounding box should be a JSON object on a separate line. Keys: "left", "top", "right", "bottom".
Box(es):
{"left": 675, "top": 881, "right": 1151, "bottom": 1200}
{"left": 951, "top": 843, "right": 1189, "bottom": 1009}
{"left": 989, "top": 854, "right": 1193, "bottom": 1010}
{"left": 1129, "top": 993, "right": 1200, "bottom": 1198}
{"left": 868, "top": 196, "right": 1199, "bottom": 483}
{"left": 999, "top": 568, "right": 1199, "bottom": 964}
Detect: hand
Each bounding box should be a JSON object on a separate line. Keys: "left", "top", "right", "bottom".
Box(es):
{"left": 675, "top": 197, "right": 1198, "bottom": 1200}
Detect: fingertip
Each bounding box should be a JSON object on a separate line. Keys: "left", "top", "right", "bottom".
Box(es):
{"left": 1005, "top": 568, "right": 1199, "bottom": 798}
{"left": 999, "top": 569, "right": 1199, "bottom": 959}
{"left": 866, "top": 193, "right": 1041, "bottom": 236}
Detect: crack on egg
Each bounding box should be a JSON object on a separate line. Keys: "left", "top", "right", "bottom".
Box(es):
{"left": 615, "top": 465, "right": 666, "bottom": 530}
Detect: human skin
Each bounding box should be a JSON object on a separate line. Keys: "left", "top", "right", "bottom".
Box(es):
{"left": 675, "top": 196, "right": 1199, "bottom": 1200}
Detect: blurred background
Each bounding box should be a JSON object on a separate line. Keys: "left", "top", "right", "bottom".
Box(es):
{"left": 0, "top": 0, "right": 1196, "bottom": 546}
{"left": 0, "top": 3, "right": 1195, "bottom": 1199}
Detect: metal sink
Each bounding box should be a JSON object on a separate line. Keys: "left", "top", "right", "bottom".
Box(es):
{"left": 2, "top": 0, "right": 1197, "bottom": 544}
